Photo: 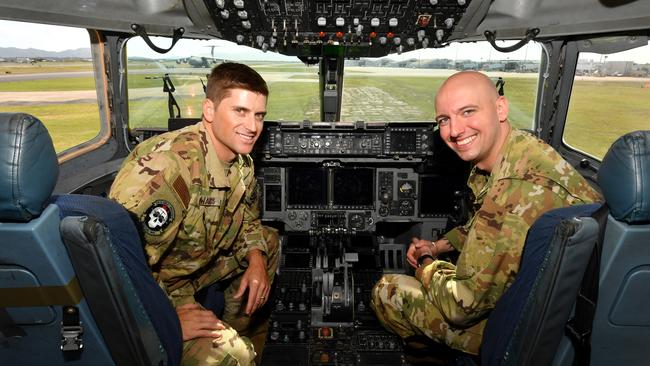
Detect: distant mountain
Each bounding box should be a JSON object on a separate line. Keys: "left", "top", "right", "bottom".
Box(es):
{"left": 0, "top": 47, "right": 91, "bottom": 59}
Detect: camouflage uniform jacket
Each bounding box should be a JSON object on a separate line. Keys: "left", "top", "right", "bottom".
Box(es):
{"left": 109, "top": 122, "right": 268, "bottom": 305}
{"left": 417, "top": 128, "right": 601, "bottom": 327}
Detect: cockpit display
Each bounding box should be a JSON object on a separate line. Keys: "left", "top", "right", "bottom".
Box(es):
{"left": 287, "top": 167, "right": 327, "bottom": 207}
{"left": 419, "top": 175, "right": 460, "bottom": 217}
{"left": 390, "top": 131, "right": 418, "bottom": 153}
{"left": 332, "top": 168, "right": 375, "bottom": 208}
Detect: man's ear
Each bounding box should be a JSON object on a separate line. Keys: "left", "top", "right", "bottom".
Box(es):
{"left": 202, "top": 98, "right": 215, "bottom": 123}
{"left": 496, "top": 96, "right": 509, "bottom": 122}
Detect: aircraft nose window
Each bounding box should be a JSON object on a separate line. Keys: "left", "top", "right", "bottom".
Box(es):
{"left": 126, "top": 37, "right": 541, "bottom": 130}
{"left": 126, "top": 36, "right": 319, "bottom": 129}
{"left": 341, "top": 41, "right": 542, "bottom": 128}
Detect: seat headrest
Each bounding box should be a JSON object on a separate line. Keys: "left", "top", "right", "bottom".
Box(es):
{"left": 0, "top": 113, "right": 59, "bottom": 221}
{"left": 598, "top": 130, "right": 650, "bottom": 224}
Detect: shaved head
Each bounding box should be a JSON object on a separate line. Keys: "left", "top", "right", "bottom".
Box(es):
{"left": 434, "top": 71, "right": 510, "bottom": 171}
{"left": 435, "top": 71, "right": 500, "bottom": 112}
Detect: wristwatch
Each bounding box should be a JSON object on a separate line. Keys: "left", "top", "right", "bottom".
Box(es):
{"left": 417, "top": 254, "right": 435, "bottom": 268}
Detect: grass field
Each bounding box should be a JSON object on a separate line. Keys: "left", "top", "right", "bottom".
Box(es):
{"left": 1, "top": 61, "right": 648, "bottom": 158}
{"left": 565, "top": 79, "right": 650, "bottom": 158}
{"left": 0, "top": 76, "right": 96, "bottom": 91}
{"left": 0, "top": 103, "right": 101, "bottom": 152}
{"left": 0, "top": 61, "right": 93, "bottom": 75}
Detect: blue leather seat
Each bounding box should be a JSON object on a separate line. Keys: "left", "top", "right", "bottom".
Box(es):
{"left": 480, "top": 130, "right": 650, "bottom": 366}
{"left": 479, "top": 203, "right": 601, "bottom": 366}
{"left": 586, "top": 131, "right": 650, "bottom": 366}
{"left": 0, "top": 113, "right": 181, "bottom": 365}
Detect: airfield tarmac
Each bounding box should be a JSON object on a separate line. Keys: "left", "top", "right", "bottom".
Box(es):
{"left": 0, "top": 67, "right": 644, "bottom": 106}
{"left": 0, "top": 67, "right": 499, "bottom": 105}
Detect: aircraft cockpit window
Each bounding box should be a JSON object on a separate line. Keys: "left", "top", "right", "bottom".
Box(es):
{"left": 341, "top": 40, "right": 542, "bottom": 130}
{"left": 125, "top": 37, "right": 542, "bottom": 131}
{"left": 0, "top": 20, "right": 100, "bottom": 153}
{"left": 564, "top": 40, "right": 650, "bottom": 160}
{"left": 126, "top": 36, "right": 319, "bottom": 131}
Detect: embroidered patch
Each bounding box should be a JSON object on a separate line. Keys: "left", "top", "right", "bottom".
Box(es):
{"left": 172, "top": 176, "right": 190, "bottom": 209}
{"left": 142, "top": 200, "right": 175, "bottom": 235}
{"left": 199, "top": 196, "right": 220, "bottom": 206}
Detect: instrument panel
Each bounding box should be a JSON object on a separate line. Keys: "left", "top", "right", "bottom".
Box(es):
{"left": 255, "top": 119, "right": 470, "bottom": 364}
{"left": 202, "top": 0, "right": 477, "bottom": 57}
{"left": 255, "top": 120, "right": 467, "bottom": 233}
{"left": 260, "top": 121, "right": 434, "bottom": 158}
{"left": 260, "top": 166, "right": 432, "bottom": 232}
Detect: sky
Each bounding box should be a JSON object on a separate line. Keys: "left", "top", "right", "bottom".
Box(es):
{"left": 0, "top": 20, "right": 90, "bottom": 51}
{"left": 1, "top": 19, "right": 649, "bottom": 64}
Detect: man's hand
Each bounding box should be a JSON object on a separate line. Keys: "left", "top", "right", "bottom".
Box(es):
{"left": 233, "top": 250, "right": 270, "bottom": 315}
{"left": 176, "top": 303, "right": 225, "bottom": 341}
{"left": 407, "top": 237, "right": 455, "bottom": 269}
{"left": 407, "top": 237, "right": 436, "bottom": 269}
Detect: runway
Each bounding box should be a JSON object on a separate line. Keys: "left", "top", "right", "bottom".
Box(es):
{"left": 0, "top": 66, "right": 545, "bottom": 105}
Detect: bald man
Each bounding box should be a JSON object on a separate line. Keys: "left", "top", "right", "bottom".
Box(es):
{"left": 371, "top": 71, "right": 601, "bottom": 354}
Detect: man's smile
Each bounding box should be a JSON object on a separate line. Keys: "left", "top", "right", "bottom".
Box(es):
{"left": 236, "top": 131, "right": 256, "bottom": 142}
{"left": 455, "top": 134, "right": 477, "bottom": 147}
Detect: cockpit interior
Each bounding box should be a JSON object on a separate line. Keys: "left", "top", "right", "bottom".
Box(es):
{"left": 1, "top": 0, "right": 649, "bottom": 365}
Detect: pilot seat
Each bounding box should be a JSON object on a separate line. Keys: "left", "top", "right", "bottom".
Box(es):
{"left": 0, "top": 112, "right": 182, "bottom": 365}
{"left": 481, "top": 130, "right": 650, "bottom": 366}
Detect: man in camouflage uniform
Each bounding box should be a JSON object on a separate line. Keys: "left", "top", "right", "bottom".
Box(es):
{"left": 110, "top": 63, "right": 278, "bottom": 365}
{"left": 371, "top": 71, "right": 601, "bottom": 354}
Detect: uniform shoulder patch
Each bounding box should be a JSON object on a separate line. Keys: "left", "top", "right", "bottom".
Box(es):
{"left": 141, "top": 200, "right": 175, "bottom": 235}
{"left": 172, "top": 175, "right": 190, "bottom": 208}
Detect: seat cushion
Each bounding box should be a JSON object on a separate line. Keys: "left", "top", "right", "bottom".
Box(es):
{"left": 481, "top": 203, "right": 601, "bottom": 366}
{"left": 0, "top": 113, "right": 58, "bottom": 221}
{"left": 52, "top": 194, "right": 182, "bottom": 366}
{"left": 598, "top": 130, "right": 650, "bottom": 224}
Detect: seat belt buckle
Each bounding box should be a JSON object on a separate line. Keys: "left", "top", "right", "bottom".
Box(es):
{"left": 565, "top": 319, "right": 591, "bottom": 346}
{"left": 60, "top": 324, "right": 84, "bottom": 351}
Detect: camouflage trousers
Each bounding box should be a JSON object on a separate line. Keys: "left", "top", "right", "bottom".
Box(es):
{"left": 370, "top": 274, "right": 485, "bottom": 355}
{"left": 182, "top": 226, "right": 280, "bottom": 366}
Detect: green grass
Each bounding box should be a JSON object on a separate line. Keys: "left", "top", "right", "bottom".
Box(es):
{"left": 0, "top": 61, "right": 93, "bottom": 75}
{"left": 129, "top": 96, "right": 205, "bottom": 129}
{"left": 128, "top": 80, "right": 321, "bottom": 128}
{"left": 120, "top": 74, "right": 650, "bottom": 159}
{"left": 343, "top": 75, "right": 442, "bottom": 121}
{"left": 267, "top": 82, "right": 320, "bottom": 121}
{"left": 129, "top": 98, "right": 170, "bottom": 129}
{"left": 3, "top": 64, "right": 648, "bottom": 160}
{"left": 127, "top": 74, "right": 166, "bottom": 89}
{"left": 0, "top": 77, "right": 96, "bottom": 91}
{"left": 287, "top": 74, "right": 319, "bottom": 80}
{"left": 565, "top": 79, "right": 650, "bottom": 158}
{"left": 0, "top": 103, "right": 100, "bottom": 152}
{"left": 500, "top": 78, "right": 538, "bottom": 130}
{"left": 339, "top": 75, "right": 538, "bottom": 126}
{"left": 255, "top": 66, "right": 316, "bottom": 73}
{"left": 249, "top": 64, "right": 318, "bottom": 73}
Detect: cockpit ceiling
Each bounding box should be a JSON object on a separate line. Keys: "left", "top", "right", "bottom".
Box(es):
{"left": 0, "top": 0, "right": 648, "bottom": 57}
{"left": 476, "top": 0, "right": 650, "bottom": 40}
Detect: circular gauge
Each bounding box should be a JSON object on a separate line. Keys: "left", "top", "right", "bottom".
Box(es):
{"left": 399, "top": 199, "right": 414, "bottom": 216}
{"left": 399, "top": 181, "right": 414, "bottom": 196}
{"left": 349, "top": 213, "right": 365, "bottom": 230}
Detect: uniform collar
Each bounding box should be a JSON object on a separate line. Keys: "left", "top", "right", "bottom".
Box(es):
{"left": 492, "top": 128, "right": 528, "bottom": 180}
{"left": 467, "top": 127, "right": 515, "bottom": 200}
{"left": 199, "top": 122, "right": 232, "bottom": 189}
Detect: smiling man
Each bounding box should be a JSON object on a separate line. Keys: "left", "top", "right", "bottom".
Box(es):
{"left": 110, "top": 63, "right": 278, "bottom": 365}
{"left": 371, "top": 71, "right": 601, "bottom": 355}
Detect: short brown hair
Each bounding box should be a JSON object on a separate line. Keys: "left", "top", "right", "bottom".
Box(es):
{"left": 205, "top": 62, "right": 268, "bottom": 105}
